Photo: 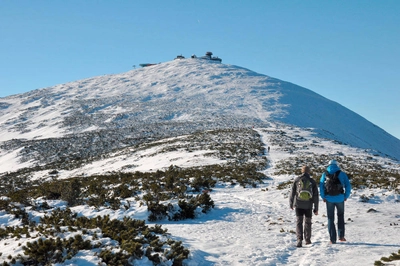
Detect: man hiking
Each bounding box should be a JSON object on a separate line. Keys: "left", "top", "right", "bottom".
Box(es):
{"left": 320, "top": 159, "right": 352, "bottom": 244}
{"left": 289, "top": 165, "right": 319, "bottom": 247}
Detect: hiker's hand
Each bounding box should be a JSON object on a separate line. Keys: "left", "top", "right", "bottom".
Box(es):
{"left": 291, "top": 207, "right": 294, "bottom": 210}
{"left": 314, "top": 211, "right": 318, "bottom": 215}
{"left": 323, "top": 198, "right": 326, "bottom": 202}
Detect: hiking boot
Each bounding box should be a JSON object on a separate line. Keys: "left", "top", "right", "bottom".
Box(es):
{"left": 305, "top": 240, "right": 312, "bottom": 245}
{"left": 339, "top": 237, "right": 346, "bottom": 242}
{"left": 329, "top": 241, "right": 336, "bottom": 244}
{"left": 296, "top": 241, "right": 302, "bottom": 247}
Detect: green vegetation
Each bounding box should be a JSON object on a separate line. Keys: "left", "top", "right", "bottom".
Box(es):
{"left": 0, "top": 128, "right": 268, "bottom": 265}
{"left": 0, "top": 162, "right": 267, "bottom": 264}
{"left": 1, "top": 208, "right": 188, "bottom": 265}
{"left": 374, "top": 249, "right": 400, "bottom": 265}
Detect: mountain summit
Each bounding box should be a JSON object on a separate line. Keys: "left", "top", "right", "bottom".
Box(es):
{"left": 0, "top": 59, "right": 399, "bottom": 171}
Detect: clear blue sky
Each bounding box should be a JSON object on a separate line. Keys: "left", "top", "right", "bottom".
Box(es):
{"left": 1, "top": 1, "right": 399, "bottom": 139}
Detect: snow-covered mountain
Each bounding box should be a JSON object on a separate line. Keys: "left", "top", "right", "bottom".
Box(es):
{"left": 0, "top": 59, "right": 399, "bottom": 265}
{"left": 0, "top": 58, "right": 399, "bottom": 175}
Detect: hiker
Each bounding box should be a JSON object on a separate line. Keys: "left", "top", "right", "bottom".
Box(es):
{"left": 319, "top": 159, "right": 352, "bottom": 244}
{"left": 289, "top": 166, "right": 319, "bottom": 247}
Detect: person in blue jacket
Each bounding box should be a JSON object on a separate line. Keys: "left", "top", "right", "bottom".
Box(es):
{"left": 320, "top": 159, "right": 352, "bottom": 244}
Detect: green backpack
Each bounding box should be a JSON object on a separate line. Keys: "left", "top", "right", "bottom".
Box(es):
{"left": 297, "top": 177, "right": 313, "bottom": 201}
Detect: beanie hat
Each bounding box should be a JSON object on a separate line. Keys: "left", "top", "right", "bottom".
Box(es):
{"left": 329, "top": 160, "right": 337, "bottom": 165}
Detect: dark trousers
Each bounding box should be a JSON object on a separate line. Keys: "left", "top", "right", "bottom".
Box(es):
{"left": 295, "top": 208, "right": 312, "bottom": 242}
{"left": 326, "top": 201, "right": 345, "bottom": 243}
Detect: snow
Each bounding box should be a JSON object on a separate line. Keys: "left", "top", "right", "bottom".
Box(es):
{"left": 162, "top": 173, "right": 399, "bottom": 265}
{"left": 0, "top": 59, "right": 399, "bottom": 265}
{"left": 0, "top": 148, "right": 35, "bottom": 173}
{"left": 155, "top": 128, "right": 400, "bottom": 265}
{"left": 0, "top": 128, "right": 399, "bottom": 265}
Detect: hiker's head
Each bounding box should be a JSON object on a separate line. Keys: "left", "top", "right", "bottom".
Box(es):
{"left": 328, "top": 160, "right": 338, "bottom": 166}
{"left": 301, "top": 166, "right": 311, "bottom": 174}
{"left": 327, "top": 159, "right": 341, "bottom": 171}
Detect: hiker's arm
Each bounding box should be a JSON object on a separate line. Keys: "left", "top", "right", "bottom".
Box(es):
{"left": 319, "top": 174, "right": 326, "bottom": 200}
{"left": 342, "top": 172, "right": 352, "bottom": 199}
{"left": 313, "top": 181, "right": 319, "bottom": 213}
{"left": 289, "top": 181, "right": 296, "bottom": 209}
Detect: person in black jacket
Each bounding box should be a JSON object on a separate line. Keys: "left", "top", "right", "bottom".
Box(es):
{"left": 289, "top": 166, "right": 319, "bottom": 247}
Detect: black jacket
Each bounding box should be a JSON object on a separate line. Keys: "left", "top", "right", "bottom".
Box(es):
{"left": 289, "top": 173, "right": 319, "bottom": 212}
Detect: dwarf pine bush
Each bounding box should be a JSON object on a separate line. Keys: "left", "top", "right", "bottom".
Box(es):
{"left": 6, "top": 210, "right": 189, "bottom": 265}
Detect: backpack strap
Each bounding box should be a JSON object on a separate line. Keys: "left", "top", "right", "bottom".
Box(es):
{"left": 325, "top": 170, "right": 341, "bottom": 179}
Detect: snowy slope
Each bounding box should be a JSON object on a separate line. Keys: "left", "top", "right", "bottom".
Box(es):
{"left": 0, "top": 59, "right": 399, "bottom": 171}
{"left": 0, "top": 58, "right": 399, "bottom": 265}
{"left": 163, "top": 128, "right": 400, "bottom": 266}
{"left": 0, "top": 126, "right": 399, "bottom": 265}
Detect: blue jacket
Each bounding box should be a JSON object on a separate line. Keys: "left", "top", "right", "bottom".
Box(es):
{"left": 319, "top": 164, "right": 351, "bottom": 203}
